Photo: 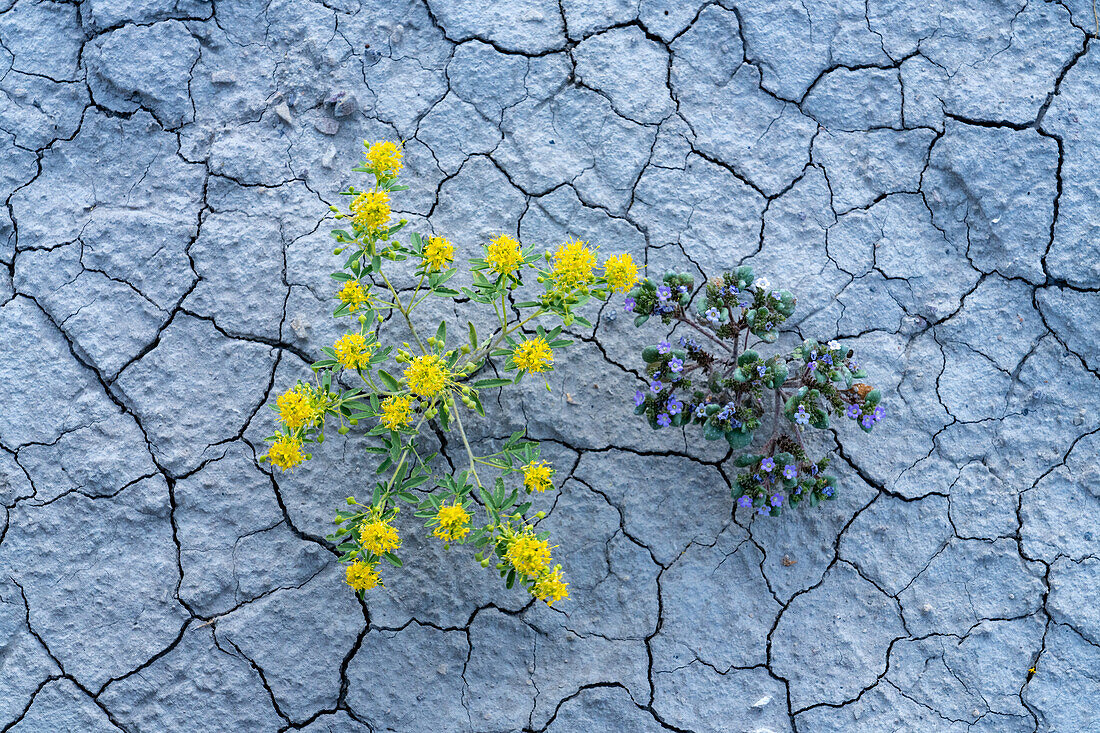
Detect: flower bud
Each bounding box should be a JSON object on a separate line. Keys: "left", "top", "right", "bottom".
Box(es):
{"left": 338, "top": 426, "right": 349, "bottom": 435}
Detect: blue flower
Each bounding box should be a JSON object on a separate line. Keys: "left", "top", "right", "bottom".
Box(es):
{"left": 730, "top": 418, "right": 742, "bottom": 429}
{"left": 861, "top": 415, "right": 874, "bottom": 429}
{"left": 795, "top": 405, "right": 810, "bottom": 426}
{"left": 822, "top": 354, "right": 833, "bottom": 365}
{"left": 848, "top": 359, "right": 859, "bottom": 370}
{"left": 678, "top": 285, "right": 689, "bottom": 293}
{"left": 761, "top": 457, "right": 775, "bottom": 472}
{"left": 810, "top": 464, "right": 819, "bottom": 476}
{"left": 873, "top": 405, "right": 885, "bottom": 422}
{"left": 846, "top": 404, "right": 861, "bottom": 419}
{"left": 658, "top": 340, "right": 671, "bottom": 354}
{"left": 739, "top": 301, "right": 750, "bottom": 309}
{"left": 657, "top": 413, "right": 671, "bottom": 427}
{"left": 737, "top": 495, "right": 752, "bottom": 508}
{"left": 770, "top": 494, "right": 783, "bottom": 507}
{"left": 783, "top": 464, "right": 797, "bottom": 480}
{"left": 624, "top": 297, "right": 635, "bottom": 312}
{"left": 717, "top": 406, "right": 732, "bottom": 420}
{"left": 668, "top": 357, "right": 684, "bottom": 372}
{"left": 650, "top": 379, "right": 663, "bottom": 393}
{"left": 757, "top": 364, "right": 766, "bottom": 377}
{"left": 765, "top": 321, "right": 774, "bottom": 331}
{"left": 633, "top": 389, "right": 645, "bottom": 407}
{"left": 694, "top": 403, "right": 707, "bottom": 419}
{"left": 753, "top": 473, "right": 762, "bottom": 483}
{"left": 657, "top": 285, "right": 672, "bottom": 301}
{"left": 808, "top": 361, "right": 817, "bottom": 372}
{"left": 705, "top": 307, "right": 720, "bottom": 324}
{"left": 757, "top": 506, "right": 769, "bottom": 515}
{"left": 667, "top": 398, "right": 683, "bottom": 415}
{"left": 822, "top": 486, "right": 834, "bottom": 498}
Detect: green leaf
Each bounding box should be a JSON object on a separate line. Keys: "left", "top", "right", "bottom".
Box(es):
{"left": 473, "top": 378, "right": 513, "bottom": 388}
{"left": 383, "top": 552, "right": 403, "bottom": 567}
{"left": 468, "top": 321, "right": 478, "bottom": 348}
{"left": 435, "top": 320, "right": 447, "bottom": 345}
{"left": 377, "top": 370, "right": 401, "bottom": 392}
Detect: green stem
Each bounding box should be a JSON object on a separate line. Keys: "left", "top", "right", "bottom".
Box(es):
{"left": 451, "top": 406, "right": 483, "bottom": 488}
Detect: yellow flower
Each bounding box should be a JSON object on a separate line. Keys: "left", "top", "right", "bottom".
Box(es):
{"left": 365, "top": 140, "right": 402, "bottom": 177}
{"left": 603, "top": 253, "right": 639, "bottom": 293}
{"left": 350, "top": 190, "right": 390, "bottom": 231}
{"left": 338, "top": 280, "right": 369, "bottom": 312}
{"left": 360, "top": 512, "right": 401, "bottom": 555}
{"left": 532, "top": 565, "right": 569, "bottom": 605}
{"left": 266, "top": 434, "right": 305, "bottom": 472}
{"left": 404, "top": 354, "right": 449, "bottom": 397}
{"left": 346, "top": 561, "right": 381, "bottom": 591}
{"left": 334, "top": 333, "right": 372, "bottom": 370}
{"left": 513, "top": 337, "right": 553, "bottom": 373}
{"left": 504, "top": 529, "right": 553, "bottom": 578}
{"left": 433, "top": 502, "right": 471, "bottom": 543}
{"left": 485, "top": 234, "right": 524, "bottom": 276}
{"left": 276, "top": 385, "right": 316, "bottom": 430}
{"left": 521, "top": 460, "right": 554, "bottom": 493}
{"left": 422, "top": 235, "right": 454, "bottom": 271}
{"left": 550, "top": 239, "right": 597, "bottom": 289}
{"left": 379, "top": 394, "right": 413, "bottom": 430}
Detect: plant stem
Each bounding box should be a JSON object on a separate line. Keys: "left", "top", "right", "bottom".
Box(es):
{"left": 451, "top": 406, "right": 483, "bottom": 488}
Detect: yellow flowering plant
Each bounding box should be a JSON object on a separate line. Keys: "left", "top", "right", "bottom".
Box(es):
{"left": 261, "top": 140, "right": 639, "bottom": 606}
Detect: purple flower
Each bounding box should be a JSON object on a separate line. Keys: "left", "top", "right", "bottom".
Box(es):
{"left": 667, "top": 398, "right": 683, "bottom": 415}
{"left": 650, "top": 379, "right": 663, "bottom": 393}
{"left": 678, "top": 285, "right": 689, "bottom": 293}
{"left": 808, "top": 361, "right": 817, "bottom": 372}
{"left": 783, "top": 464, "right": 797, "bottom": 480}
{"left": 705, "top": 307, "right": 720, "bottom": 324}
{"left": 861, "top": 415, "right": 874, "bottom": 429}
{"left": 623, "top": 297, "right": 635, "bottom": 312}
{"left": 770, "top": 494, "right": 783, "bottom": 507}
{"left": 657, "top": 285, "right": 672, "bottom": 301}
{"left": 757, "top": 364, "right": 766, "bottom": 377}
{"left": 761, "top": 457, "right": 775, "bottom": 472}
{"left": 633, "top": 389, "right": 645, "bottom": 407}
{"left": 757, "top": 506, "right": 769, "bottom": 515}
{"left": 668, "top": 357, "right": 684, "bottom": 372}
{"left": 873, "top": 405, "right": 885, "bottom": 422}
{"left": 810, "top": 464, "right": 819, "bottom": 476}
{"left": 739, "top": 301, "right": 750, "bottom": 309}
{"left": 658, "top": 339, "right": 671, "bottom": 354}
{"left": 795, "top": 405, "right": 810, "bottom": 426}
{"left": 846, "top": 404, "right": 861, "bottom": 420}
{"left": 822, "top": 354, "right": 833, "bottom": 365}
{"left": 737, "top": 495, "right": 752, "bottom": 508}
{"left": 753, "top": 473, "right": 762, "bottom": 483}
{"left": 694, "top": 403, "right": 708, "bottom": 418}
{"left": 848, "top": 358, "right": 859, "bottom": 370}
{"left": 657, "top": 413, "right": 671, "bottom": 427}
{"left": 765, "top": 321, "right": 774, "bottom": 331}
{"left": 822, "top": 486, "right": 835, "bottom": 498}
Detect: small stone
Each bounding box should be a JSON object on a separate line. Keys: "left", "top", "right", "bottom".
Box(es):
{"left": 211, "top": 70, "right": 236, "bottom": 84}
{"left": 781, "top": 555, "right": 797, "bottom": 567}
{"left": 752, "top": 695, "right": 771, "bottom": 708}
{"left": 333, "top": 93, "right": 358, "bottom": 118}
{"left": 312, "top": 117, "right": 339, "bottom": 136}
{"left": 321, "top": 145, "right": 337, "bottom": 169}
{"left": 274, "top": 102, "right": 293, "bottom": 125}
{"left": 921, "top": 603, "right": 933, "bottom": 613}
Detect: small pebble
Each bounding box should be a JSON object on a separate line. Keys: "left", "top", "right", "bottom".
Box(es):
{"left": 274, "top": 102, "right": 293, "bottom": 125}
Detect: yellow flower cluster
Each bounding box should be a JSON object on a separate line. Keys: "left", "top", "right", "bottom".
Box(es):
{"left": 521, "top": 460, "right": 554, "bottom": 493}
{"left": 346, "top": 561, "right": 381, "bottom": 591}
{"left": 360, "top": 512, "right": 401, "bottom": 555}
{"left": 504, "top": 528, "right": 554, "bottom": 577}
{"left": 380, "top": 394, "right": 413, "bottom": 430}
{"left": 603, "top": 253, "right": 639, "bottom": 293}
{"left": 486, "top": 234, "right": 524, "bottom": 276}
{"left": 531, "top": 565, "right": 569, "bottom": 605}
{"left": 365, "top": 140, "right": 402, "bottom": 177}
{"left": 339, "top": 280, "right": 369, "bottom": 311}
{"left": 334, "top": 333, "right": 372, "bottom": 370}
{"left": 276, "top": 384, "right": 321, "bottom": 431}
{"left": 550, "top": 239, "right": 597, "bottom": 290}
{"left": 513, "top": 337, "right": 553, "bottom": 373}
{"left": 404, "top": 354, "right": 449, "bottom": 397}
{"left": 423, "top": 235, "right": 454, "bottom": 271}
{"left": 433, "top": 502, "right": 471, "bottom": 543}
{"left": 350, "top": 190, "right": 390, "bottom": 231}
{"left": 266, "top": 434, "right": 304, "bottom": 471}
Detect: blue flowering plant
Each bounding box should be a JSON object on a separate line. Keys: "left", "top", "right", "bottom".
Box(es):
{"left": 625, "top": 266, "right": 883, "bottom": 516}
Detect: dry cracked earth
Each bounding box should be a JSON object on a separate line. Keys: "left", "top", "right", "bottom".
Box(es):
{"left": 2, "top": 0, "right": 1100, "bottom": 731}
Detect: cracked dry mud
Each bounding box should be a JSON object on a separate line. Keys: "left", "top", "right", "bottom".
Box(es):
{"left": 1, "top": 0, "right": 1098, "bottom": 731}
